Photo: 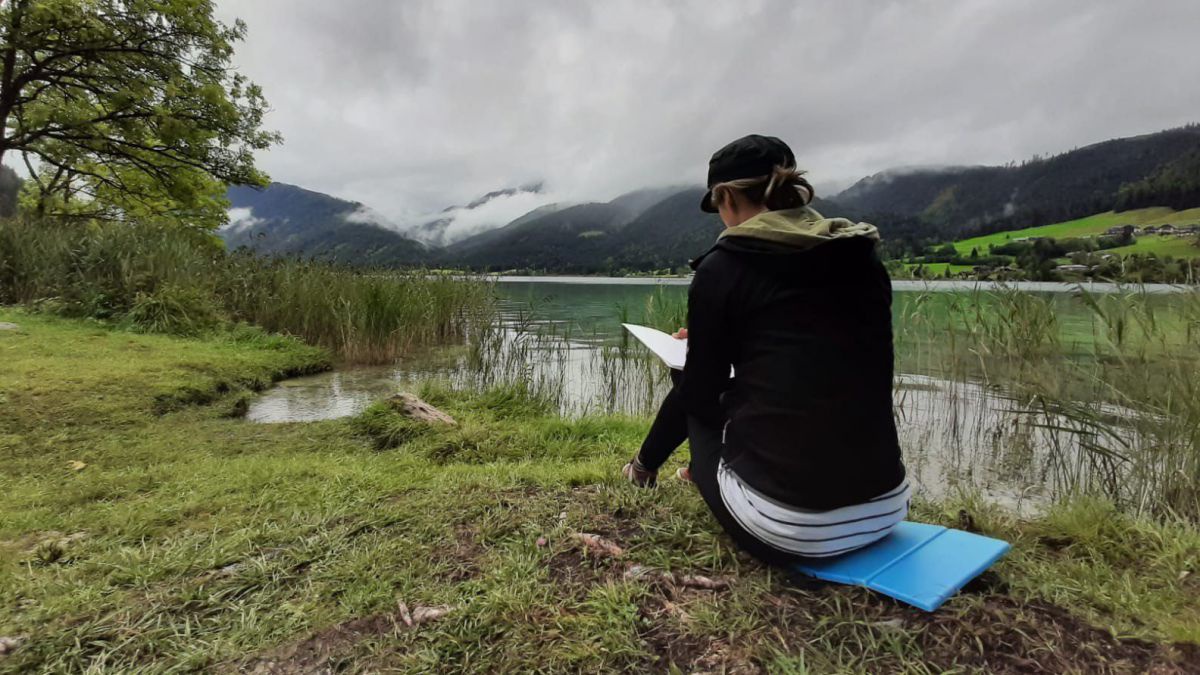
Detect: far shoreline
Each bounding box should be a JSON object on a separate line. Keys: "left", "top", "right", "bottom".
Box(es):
{"left": 484, "top": 274, "right": 1194, "bottom": 293}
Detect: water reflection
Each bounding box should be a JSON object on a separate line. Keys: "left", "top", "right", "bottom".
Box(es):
{"left": 245, "top": 281, "right": 1155, "bottom": 512}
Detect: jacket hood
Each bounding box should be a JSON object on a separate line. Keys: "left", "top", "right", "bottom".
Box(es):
{"left": 717, "top": 206, "right": 879, "bottom": 251}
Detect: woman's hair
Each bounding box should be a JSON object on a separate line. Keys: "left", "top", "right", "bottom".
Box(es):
{"left": 709, "top": 165, "right": 815, "bottom": 212}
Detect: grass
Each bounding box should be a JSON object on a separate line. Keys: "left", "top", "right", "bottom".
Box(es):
{"left": 950, "top": 207, "right": 1200, "bottom": 257}
{"left": 902, "top": 262, "right": 976, "bottom": 277}
{"left": 891, "top": 286, "right": 1200, "bottom": 518}
{"left": 0, "top": 218, "right": 494, "bottom": 364}
{"left": 2, "top": 309, "right": 1199, "bottom": 672}
{"left": 1107, "top": 234, "right": 1200, "bottom": 258}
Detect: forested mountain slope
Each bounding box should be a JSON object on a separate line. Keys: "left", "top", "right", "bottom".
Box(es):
{"left": 834, "top": 124, "right": 1200, "bottom": 252}
{"left": 222, "top": 183, "right": 426, "bottom": 265}
{"left": 214, "top": 125, "right": 1200, "bottom": 271}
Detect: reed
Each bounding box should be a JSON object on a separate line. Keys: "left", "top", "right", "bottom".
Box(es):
{"left": 460, "top": 282, "right": 1200, "bottom": 520}
{"left": 0, "top": 217, "right": 494, "bottom": 363}
{"left": 893, "top": 284, "right": 1200, "bottom": 519}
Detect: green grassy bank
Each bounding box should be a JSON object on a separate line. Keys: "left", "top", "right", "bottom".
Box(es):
{"left": 2, "top": 310, "right": 1199, "bottom": 673}
{"left": 950, "top": 207, "right": 1200, "bottom": 257}
{"left": 0, "top": 219, "right": 493, "bottom": 364}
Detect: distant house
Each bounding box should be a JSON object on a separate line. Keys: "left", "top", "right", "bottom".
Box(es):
{"left": 1142, "top": 225, "right": 1160, "bottom": 234}
{"left": 1106, "top": 224, "right": 1136, "bottom": 236}
{"left": 1158, "top": 224, "right": 1177, "bottom": 233}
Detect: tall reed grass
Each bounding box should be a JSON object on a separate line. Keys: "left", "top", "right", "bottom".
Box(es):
{"left": 894, "top": 285, "right": 1200, "bottom": 519}
{"left": 0, "top": 218, "right": 494, "bottom": 363}
{"left": 463, "top": 282, "right": 1199, "bottom": 520}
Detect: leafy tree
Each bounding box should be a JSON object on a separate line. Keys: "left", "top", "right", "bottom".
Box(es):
{"left": 0, "top": 0, "right": 279, "bottom": 227}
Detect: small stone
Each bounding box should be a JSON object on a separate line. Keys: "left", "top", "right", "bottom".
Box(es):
{"left": 678, "top": 574, "right": 730, "bottom": 590}
{"left": 215, "top": 562, "right": 244, "bottom": 578}
{"left": 384, "top": 393, "right": 456, "bottom": 426}
{"left": 0, "top": 322, "right": 19, "bottom": 331}
{"left": 624, "top": 564, "right": 651, "bottom": 580}
{"left": 0, "top": 636, "right": 25, "bottom": 655}
{"left": 870, "top": 618, "right": 907, "bottom": 635}
{"left": 573, "top": 532, "right": 624, "bottom": 558}
{"left": 411, "top": 605, "right": 454, "bottom": 624}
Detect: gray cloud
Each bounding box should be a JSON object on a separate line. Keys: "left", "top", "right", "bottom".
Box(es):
{"left": 216, "top": 0, "right": 1200, "bottom": 227}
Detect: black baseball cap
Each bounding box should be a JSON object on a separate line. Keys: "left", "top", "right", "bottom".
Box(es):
{"left": 700, "top": 134, "right": 796, "bottom": 213}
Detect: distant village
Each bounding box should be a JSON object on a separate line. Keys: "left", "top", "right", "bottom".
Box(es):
{"left": 905, "top": 221, "right": 1200, "bottom": 282}
{"left": 1047, "top": 223, "right": 1199, "bottom": 276}
{"left": 1006, "top": 222, "right": 1200, "bottom": 246}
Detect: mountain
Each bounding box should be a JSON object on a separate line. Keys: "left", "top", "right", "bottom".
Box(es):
{"left": 222, "top": 183, "right": 426, "bottom": 265}
{"left": 443, "top": 186, "right": 688, "bottom": 272}
{"left": 445, "top": 202, "right": 632, "bottom": 272}
{"left": 409, "top": 182, "right": 547, "bottom": 247}
{"left": 833, "top": 124, "right": 1200, "bottom": 249}
{"left": 608, "top": 188, "right": 719, "bottom": 270}
{"left": 217, "top": 124, "right": 1200, "bottom": 272}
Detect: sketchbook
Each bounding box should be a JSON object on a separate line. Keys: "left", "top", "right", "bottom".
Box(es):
{"left": 621, "top": 324, "right": 687, "bottom": 370}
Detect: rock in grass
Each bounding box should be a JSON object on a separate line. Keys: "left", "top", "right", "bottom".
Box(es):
{"left": 0, "top": 635, "right": 25, "bottom": 655}
{"left": 411, "top": 605, "right": 454, "bottom": 624}
{"left": 678, "top": 574, "right": 731, "bottom": 590}
{"left": 573, "top": 532, "right": 624, "bottom": 558}
{"left": 396, "top": 601, "right": 454, "bottom": 627}
{"left": 0, "top": 322, "right": 19, "bottom": 331}
{"left": 622, "top": 565, "right": 732, "bottom": 591}
{"left": 385, "top": 393, "right": 456, "bottom": 426}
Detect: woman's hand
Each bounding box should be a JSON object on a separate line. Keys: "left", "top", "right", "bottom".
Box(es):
{"left": 672, "top": 328, "right": 688, "bottom": 340}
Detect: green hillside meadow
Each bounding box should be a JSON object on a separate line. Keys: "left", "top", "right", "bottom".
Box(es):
{"left": 951, "top": 207, "right": 1200, "bottom": 257}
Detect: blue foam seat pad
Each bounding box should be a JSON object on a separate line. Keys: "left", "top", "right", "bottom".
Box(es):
{"left": 792, "top": 521, "right": 1010, "bottom": 612}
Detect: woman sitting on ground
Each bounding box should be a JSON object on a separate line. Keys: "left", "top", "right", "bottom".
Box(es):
{"left": 623, "top": 134, "right": 908, "bottom": 564}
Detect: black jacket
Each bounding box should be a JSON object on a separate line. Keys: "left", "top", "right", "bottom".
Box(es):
{"left": 680, "top": 235, "right": 905, "bottom": 510}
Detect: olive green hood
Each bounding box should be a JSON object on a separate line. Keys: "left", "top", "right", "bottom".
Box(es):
{"left": 718, "top": 206, "right": 880, "bottom": 251}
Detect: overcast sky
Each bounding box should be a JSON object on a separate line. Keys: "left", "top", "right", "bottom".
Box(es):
{"left": 215, "top": 0, "right": 1200, "bottom": 228}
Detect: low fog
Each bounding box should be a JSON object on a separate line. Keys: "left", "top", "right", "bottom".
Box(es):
{"left": 215, "top": 0, "right": 1200, "bottom": 241}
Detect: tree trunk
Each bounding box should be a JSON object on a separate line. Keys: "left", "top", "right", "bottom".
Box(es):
{"left": 0, "top": 1, "right": 30, "bottom": 171}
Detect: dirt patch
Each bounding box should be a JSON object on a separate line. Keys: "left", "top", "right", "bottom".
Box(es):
{"left": 239, "top": 613, "right": 400, "bottom": 674}
{"left": 626, "top": 564, "right": 1200, "bottom": 674}
{"left": 546, "top": 547, "right": 621, "bottom": 594}
{"left": 578, "top": 509, "right": 645, "bottom": 545}
{"left": 432, "top": 524, "right": 485, "bottom": 582}
{"left": 237, "top": 604, "right": 453, "bottom": 675}
{"left": 637, "top": 585, "right": 760, "bottom": 674}
{"left": 913, "top": 596, "right": 1200, "bottom": 674}
{"left": 749, "top": 587, "right": 1200, "bottom": 675}
{"left": 643, "top": 630, "right": 756, "bottom": 673}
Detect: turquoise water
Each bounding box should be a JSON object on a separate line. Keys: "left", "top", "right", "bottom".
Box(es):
{"left": 248, "top": 280, "right": 1175, "bottom": 424}
{"left": 245, "top": 279, "right": 1190, "bottom": 510}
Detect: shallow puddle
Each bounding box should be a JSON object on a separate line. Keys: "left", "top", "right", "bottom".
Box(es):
{"left": 246, "top": 367, "right": 407, "bottom": 423}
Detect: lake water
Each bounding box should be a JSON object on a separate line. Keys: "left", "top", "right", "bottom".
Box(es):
{"left": 246, "top": 278, "right": 1188, "bottom": 510}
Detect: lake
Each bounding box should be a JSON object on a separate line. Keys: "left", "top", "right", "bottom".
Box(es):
{"left": 245, "top": 278, "right": 1193, "bottom": 511}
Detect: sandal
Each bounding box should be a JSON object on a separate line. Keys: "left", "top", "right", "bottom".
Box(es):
{"left": 621, "top": 457, "right": 657, "bottom": 488}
